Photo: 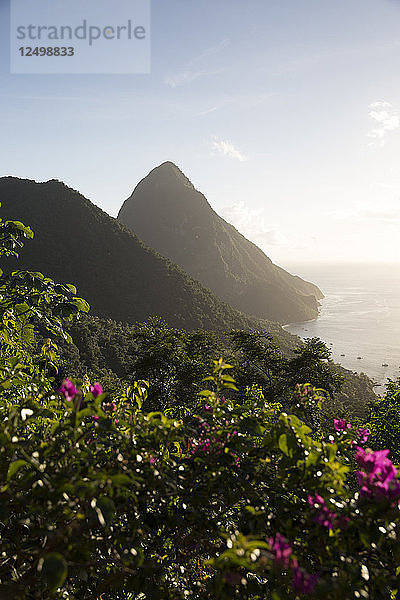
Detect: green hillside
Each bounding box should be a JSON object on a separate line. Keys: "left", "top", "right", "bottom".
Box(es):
{"left": 0, "top": 176, "right": 296, "bottom": 342}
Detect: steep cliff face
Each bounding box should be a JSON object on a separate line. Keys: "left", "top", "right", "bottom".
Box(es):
{"left": 0, "top": 176, "right": 293, "bottom": 335}
{"left": 118, "top": 162, "right": 323, "bottom": 324}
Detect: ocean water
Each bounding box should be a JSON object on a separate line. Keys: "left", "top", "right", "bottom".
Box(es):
{"left": 282, "top": 263, "right": 400, "bottom": 390}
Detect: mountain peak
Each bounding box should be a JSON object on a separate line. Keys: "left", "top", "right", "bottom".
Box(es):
{"left": 118, "top": 164, "right": 324, "bottom": 323}
{"left": 156, "top": 160, "right": 180, "bottom": 171}
{"left": 145, "top": 161, "right": 195, "bottom": 190}
{"left": 119, "top": 161, "right": 213, "bottom": 233}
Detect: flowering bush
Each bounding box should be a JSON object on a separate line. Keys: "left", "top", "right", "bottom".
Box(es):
{"left": 2, "top": 358, "right": 400, "bottom": 599}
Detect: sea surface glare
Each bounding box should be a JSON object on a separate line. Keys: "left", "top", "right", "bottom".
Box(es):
{"left": 283, "top": 263, "right": 400, "bottom": 389}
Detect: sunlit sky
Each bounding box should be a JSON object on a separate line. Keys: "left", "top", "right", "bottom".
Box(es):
{"left": 1, "top": 0, "right": 400, "bottom": 265}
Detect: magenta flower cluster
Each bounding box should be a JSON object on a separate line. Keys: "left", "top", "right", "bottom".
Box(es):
{"left": 58, "top": 379, "right": 103, "bottom": 402}
{"left": 59, "top": 380, "right": 109, "bottom": 424}
{"left": 58, "top": 379, "right": 78, "bottom": 402}
{"left": 203, "top": 396, "right": 227, "bottom": 413}
{"left": 355, "top": 446, "right": 400, "bottom": 502}
{"left": 90, "top": 383, "right": 103, "bottom": 398}
{"left": 102, "top": 400, "right": 116, "bottom": 412}
{"left": 308, "top": 494, "right": 349, "bottom": 530}
{"left": 190, "top": 420, "right": 215, "bottom": 454}
{"left": 92, "top": 399, "right": 117, "bottom": 423}
{"left": 334, "top": 419, "right": 352, "bottom": 432}
{"left": 268, "top": 532, "right": 292, "bottom": 568}
{"left": 308, "top": 494, "right": 337, "bottom": 529}
{"left": 268, "top": 533, "right": 318, "bottom": 595}
{"left": 333, "top": 418, "right": 370, "bottom": 448}
{"left": 190, "top": 419, "right": 239, "bottom": 465}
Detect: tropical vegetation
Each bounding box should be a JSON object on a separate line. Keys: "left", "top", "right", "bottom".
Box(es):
{"left": 1, "top": 215, "right": 399, "bottom": 599}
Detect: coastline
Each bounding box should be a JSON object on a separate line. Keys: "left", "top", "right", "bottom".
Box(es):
{"left": 283, "top": 289, "right": 400, "bottom": 389}
{"left": 282, "top": 316, "right": 319, "bottom": 330}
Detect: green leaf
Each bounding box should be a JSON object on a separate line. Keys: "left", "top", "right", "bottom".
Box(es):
{"left": 198, "top": 390, "right": 214, "bottom": 397}
{"left": 326, "top": 442, "right": 338, "bottom": 460}
{"left": 41, "top": 552, "right": 68, "bottom": 591}
{"left": 278, "top": 433, "right": 296, "bottom": 458}
{"left": 305, "top": 449, "right": 320, "bottom": 467}
{"left": 221, "top": 374, "right": 236, "bottom": 382}
{"left": 223, "top": 383, "right": 239, "bottom": 391}
{"left": 7, "top": 459, "right": 28, "bottom": 481}
{"left": 15, "top": 302, "right": 30, "bottom": 315}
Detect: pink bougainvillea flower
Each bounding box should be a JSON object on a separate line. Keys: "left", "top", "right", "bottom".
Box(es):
{"left": 334, "top": 419, "right": 352, "bottom": 432}
{"left": 268, "top": 534, "right": 318, "bottom": 595}
{"left": 355, "top": 446, "right": 400, "bottom": 501}
{"left": 89, "top": 383, "right": 103, "bottom": 398}
{"left": 58, "top": 379, "right": 78, "bottom": 402}
{"left": 355, "top": 447, "right": 391, "bottom": 473}
{"left": 308, "top": 494, "right": 338, "bottom": 529}
{"left": 268, "top": 533, "right": 292, "bottom": 568}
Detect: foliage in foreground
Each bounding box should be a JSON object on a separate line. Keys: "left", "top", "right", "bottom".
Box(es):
{"left": 1, "top": 215, "right": 400, "bottom": 599}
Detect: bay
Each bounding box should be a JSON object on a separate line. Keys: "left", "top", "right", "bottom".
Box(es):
{"left": 282, "top": 263, "right": 400, "bottom": 390}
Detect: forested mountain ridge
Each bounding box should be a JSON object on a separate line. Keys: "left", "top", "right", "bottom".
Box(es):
{"left": 118, "top": 161, "right": 323, "bottom": 324}
{"left": 0, "top": 176, "right": 297, "bottom": 340}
